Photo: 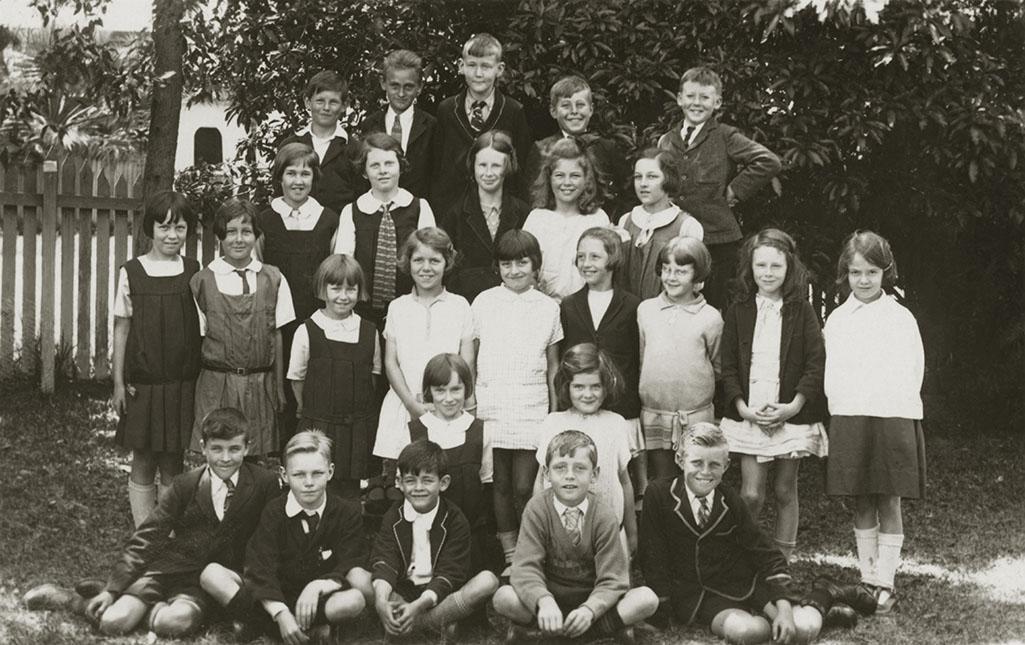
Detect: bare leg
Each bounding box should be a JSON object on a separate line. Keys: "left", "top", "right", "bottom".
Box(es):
{"left": 98, "top": 595, "right": 150, "bottom": 635}
{"left": 739, "top": 456, "right": 769, "bottom": 520}
{"left": 149, "top": 596, "right": 204, "bottom": 637}
{"left": 773, "top": 459, "right": 801, "bottom": 560}
{"left": 492, "top": 585, "right": 535, "bottom": 626}
{"left": 711, "top": 608, "right": 772, "bottom": 644}
{"left": 615, "top": 586, "right": 659, "bottom": 626}
{"left": 199, "top": 563, "right": 242, "bottom": 606}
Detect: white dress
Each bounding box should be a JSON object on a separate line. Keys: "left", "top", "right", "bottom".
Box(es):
{"left": 373, "top": 290, "right": 474, "bottom": 459}
{"left": 720, "top": 296, "right": 828, "bottom": 462}
{"left": 522, "top": 208, "right": 610, "bottom": 301}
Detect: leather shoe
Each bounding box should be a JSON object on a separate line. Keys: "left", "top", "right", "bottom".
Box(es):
{"left": 23, "top": 583, "right": 77, "bottom": 611}
{"left": 813, "top": 576, "right": 877, "bottom": 615}
{"left": 823, "top": 603, "right": 859, "bottom": 629}
{"left": 614, "top": 626, "right": 637, "bottom": 645}
{"left": 74, "top": 577, "right": 105, "bottom": 599}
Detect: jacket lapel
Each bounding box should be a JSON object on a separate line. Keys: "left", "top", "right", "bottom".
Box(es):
{"left": 464, "top": 195, "right": 494, "bottom": 249}
{"left": 566, "top": 289, "right": 595, "bottom": 335}
{"left": 669, "top": 476, "right": 702, "bottom": 537}
{"left": 428, "top": 504, "right": 449, "bottom": 569}
{"left": 690, "top": 119, "right": 718, "bottom": 151}
{"left": 321, "top": 136, "right": 347, "bottom": 166}
{"left": 392, "top": 512, "right": 413, "bottom": 570}
{"left": 407, "top": 108, "right": 429, "bottom": 147}
{"left": 595, "top": 288, "right": 625, "bottom": 334}
{"left": 197, "top": 468, "right": 216, "bottom": 521}
{"left": 779, "top": 301, "right": 796, "bottom": 369}
{"left": 223, "top": 463, "right": 254, "bottom": 521}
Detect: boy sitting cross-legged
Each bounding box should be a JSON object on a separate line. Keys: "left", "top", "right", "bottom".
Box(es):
{"left": 22, "top": 407, "right": 281, "bottom": 638}
{"left": 493, "top": 430, "right": 658, "bottom": 644}
{"left": 640, "top": 423, "right": 875, "bottom": 644}
{"left": 204, "top": 430, "right": 372, "bottom": 643}
{"left": 371, "top": 439, "right": 499, "bottom": 640}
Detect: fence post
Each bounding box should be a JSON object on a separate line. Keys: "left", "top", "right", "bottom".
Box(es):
{"left": 40, "top": 160, "right": 58, "bottom": 393}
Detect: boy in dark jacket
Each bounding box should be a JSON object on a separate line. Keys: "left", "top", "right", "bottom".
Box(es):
{"left": 371, "top": 440, "right": 499, "bottom": 638}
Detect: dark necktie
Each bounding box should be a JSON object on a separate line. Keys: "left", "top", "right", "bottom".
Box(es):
{"left": 371, "top": 202, "right": 397, "bottom": 310}
{"left": 390, "top": 114, "right": 404, "bottom": 149}
{"left": 562, "top": 507, "right": 582, "bottom": 547}
{"left": 470, "top": 100, "right": 487, "bottom": 132}
{"left": 235, "top": 269, "right": 250, "bottom": 295}
{"left": 304, "top": 512, "right": 320, "bottom": 535}
{"left": 222, "top": 478, "right": 235, "bottom": 516}
{"left": 697, "top": 496, "right": 711, "bottom": 528}
{"left": 682, "top": 125, "right": 694, "bottom": 148}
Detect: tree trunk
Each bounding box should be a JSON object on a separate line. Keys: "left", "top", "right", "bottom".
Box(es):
{"left": 136, "top": 0, "right": 185, "bottom": 256}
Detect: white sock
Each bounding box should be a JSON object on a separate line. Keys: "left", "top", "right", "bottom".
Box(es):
{"left": 128, "top": 480, "right": 157, "bottom": 527}
{"left": 876, "top": 532, "right": 905, "bottom": 590}
{"left": 854, "top": 525, "right": 879, "bottom": 585}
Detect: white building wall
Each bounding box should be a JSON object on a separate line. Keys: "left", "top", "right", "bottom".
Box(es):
{"left": 175, "top": 98, "right": 248, "bottom": 171}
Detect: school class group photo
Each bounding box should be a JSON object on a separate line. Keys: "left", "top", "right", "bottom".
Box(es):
{"left": 20, "top": 31, "right": 926, "bottom": 645}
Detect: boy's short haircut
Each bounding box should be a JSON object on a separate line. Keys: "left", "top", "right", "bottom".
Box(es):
{"left": 676, "top": 422, "right": 729, "bottom": 457}
{"left": 679, "top": 65, "right": 723, "bottom": 95}
{"left": 545, "top": 430, "right": 598, "bottom": 468}
{"left": 283, "top": 429, "right": 333, "bottom": 467}
{"left": 272, "top": 142, "right": 321, "bottom": 192}
{"left": 313, "top": 253, "right": 367, "bottom": 302}
{"left": 397, "top": 439, "right": 448, "bottom": 478}
{"left": 549, "top": 75, "right": 591, "bottom": 108}
{"left": 398, "top": 226, "right": 457, "bottom": 276}
{"left": 555, "top": 342, "right": 625, "bottom": 410}
{"left": 356, "top": 131, "right": 409, "bottom": 175}
{"left": 304, "top": 70, "right": 348, "bottom": 101}
{"left": 634, "top": 147, "right": 684, "bottom": 197}
{"left": 835, "top": 229, "right": 898, "bottom": 297}
{"left": 576, "top": 226, "right": 624, "bottom": 273}
{"left": 463, "top": 32, "right": 503, "bottom": 60}
{"left": 200, "top": 407, "right": 250, "bottom": 443}
{"left": 422, "top": 352, "right": 475, "bottom": 403}
{"left": 495, "top": 229, "right": 543, "bottom": 274}
{"left": 213, "top": 197, "right": 262, "bottom": 241}
{"left": 143, "top": 190, "right": 198, "bottom": 238}
{"left": 382, "top": 49, "right": 423, "bottom": 78}
{"left": 466, "top": 129, "right": 519, "bottom": 178}
{"left": 658, "top": 235, "right": 713, "bottom": 283}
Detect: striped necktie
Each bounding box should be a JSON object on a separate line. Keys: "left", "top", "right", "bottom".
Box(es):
{"left": 222, "top": 478, "right": 235, "bottom": 516}
{"left": 390, "top": 113, "right": 404, "bottom": 150}
{"left": 562, "top": 507, "right": 582, "bottom": 547}
{"left": 371, "top": 202, "right": 397, "bottom": 310}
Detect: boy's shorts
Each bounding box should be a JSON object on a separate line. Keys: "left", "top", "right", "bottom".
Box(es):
{"left": 234, "top": 583, "right": 343, "bottom": 635}
{"left": 122, "top": 571, "right": 212, "bottom": 613}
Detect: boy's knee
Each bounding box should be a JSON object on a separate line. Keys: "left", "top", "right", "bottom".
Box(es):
{"left": 469, "top": 570, "right": 500, "bottom": 597}
{"left": 97, "top": 598, "right": 146, "bottom": 635}
{"left": 199, "top": 563, "right": 229, "bottom": 589}
{"left": 150, "top": 599, "right": 203, "bottom": 637}
{"left": 346, "top": 567, "right": 374, "bottom": 602}
{"left": 325, "top": 588, "right": 365, "bottom": 622}
{"left": 631, "top": 586, "right": 660, "bottom": 617}
{"left": 793, "top": 606, "right": 822, "bottom": 644}
{"left": 492, "top": 585, "right": 524, "bottom": 618}
{"left": 718, "top": 611, "right": 770, "bottom": 645}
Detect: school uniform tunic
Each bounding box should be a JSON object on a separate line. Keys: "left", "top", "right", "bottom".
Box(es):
{"left": 617, "top": 205, "right": 704, "bottom": 301}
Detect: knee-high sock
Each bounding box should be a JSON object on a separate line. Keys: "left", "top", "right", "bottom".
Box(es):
{"left": 876, "top": 532, "right": 905, "bottom": 590}
{"left": 128, "top": 479, "right": 157, "bottom": 527}
{"left": 498, "top": 531, "right": 518, "bottom": 564}
{"left": 853, "top": 525, "right": 879, "bottom": 585}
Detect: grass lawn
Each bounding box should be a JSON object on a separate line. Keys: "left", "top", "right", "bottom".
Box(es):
{"left": 1, "top": 381, "right": 1023, "bottom": 644}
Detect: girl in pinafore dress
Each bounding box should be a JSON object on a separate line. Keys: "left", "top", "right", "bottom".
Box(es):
{"left": 287, "top": 254, "right": 381, "bottom": 498}
{"left": 408, "top": 352, "right": 488, "bottom": 573}
{"left": 719, "top": 228, "right": 828, "bottom": 561}
{"left": 189, "top": 198, "right": 295, "bottom": 457}
{"left": 256, "top": 142, "right": 339, "bottom": 444}
{"left": 374, "top": 227, "right": 475, "bottom": 464}
{"left": 824, "top": 230, "right": 925, "bottom": 614}
{"left": 112, "top": 190, "right": 201, "bottom": 527}
{"left": 637, "top": 236, "right": 723, "bottom": 480}
{"left": 472, "top": 229, "right": 562, "bottom": 575}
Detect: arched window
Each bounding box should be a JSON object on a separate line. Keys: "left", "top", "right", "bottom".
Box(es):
{"left": 194, "top": 127, "right": 223, "bottom": 165}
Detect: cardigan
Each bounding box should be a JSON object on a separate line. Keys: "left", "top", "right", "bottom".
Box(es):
{"left": 430, "top": 89, "right": 533, "bottom": 210}
{"left": 278, "top": 131, "right": 366, "bottom": 213}
{"left": 560, "top": 286, "right": 642, "bottom": 419}
{"left": 656, "top": 118, "right": 781, "bottom": 245}
{"left": 639, "top": 477, "right": 793, "bottom": 624}
{"left": 719, "top": 298, "right": 826, "bottom": 424}
{"left": 360, "top": 106, "right": 436, "bottom": 200}
{"left": 370, "top": 497, "right": 471, "bottom": 603}
{"left": 511, "top": 490, "right": 628, "bottom": 619}
{"left": 106, "top": 463, "right": 281, "bottom": 593}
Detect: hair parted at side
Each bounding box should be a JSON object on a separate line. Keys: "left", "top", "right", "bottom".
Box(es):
{"left": 397, "top": 439, "right": 449, "bottom": 477}
{"left": 356, "top": 131, "right": 409, "bottom": 175}
{"left": 284, "top": 429, "right": 333, "bottom": 467}
{"left": 213, "top": 197, "right": 262, "bottom": 241}
{"left": 679, "top": 65, "right": 723, "bottom": 95}
{"left": 200, "top": 407, "right": 250, "bottom": 443}
{"left": 272, "top": 142, "right": 321, "bottom": 194}
{"left": 466, "top": 129, "right": 519, "bottom": 178}
{"left": 676, "top": 422, "right": 729, "bottom": 457}
{"left": 555, "top": 342, "right": 624, "bottom": 410}
{"left": 576, "top": 226, "right": 624, "bottom": 273}
{"left": 835, "top": 229, "right": 898, "bottom": 297}
{"left": 143, "top": 190, "right": 197, "bottom": 238}
{"left": 658, "top": 235, "right": 713, "bottom": 283}
{"left": 304, "top": 70, "right": 348, "bottom": 100}
{"left": 731, "top": 227, "right": 809, "bottom": 304}
{"left": 549, "top": 75, "right": 591, "bottom": 108}
{"left": 313, "top": 254, "right": 367, "bottom": 302}
{"left": 422, "top": 352, "right": 474, "bottom": 403}
{"left": 382, "top": 49, "right": 423, "bottom": 78}
{"left": 531, "top": 137, "right": 601, "bottom": 214}
{"left": 545, "top": 430, "right": 598, "bottom": 468}
{"left": 463, "top": 32, "right": 503, "bottom": 60}
{"left": 495, "top": 229, "right": 543, "bottom": 274}
{"left": 634, "top": 147, "right": 684, "bottom": 197}
{"left": 398, "top": 226, "right": 457, "bottom": 276}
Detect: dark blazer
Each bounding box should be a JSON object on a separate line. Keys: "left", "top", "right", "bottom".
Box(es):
{"left": 524, "top": 132, "right": 631, "bottom": 216}
{"left": 244, "top": 492, "right": 367, "bottom": 604}
{"left": 430, "top": 89, "right": 533, "bottom": 211}
{"left": 719, "top": 298, "right": 826, "bottom": 425}
{"left": 443, "top": 187, "right": 530, "bottom": 303}
{"left": 106, "top": 463, "right": 281, "bottom": 593}
{"left": 560, "top": 286, "right": 642, "bottom": 419}
{"left": 370, "top": 497, "right": 470, "bottom": 603}
{"left": 279, "top": 131, "right": 366, "bottom": 213}
{"left": 657, "top": 118, "right": 781, "bottom": 245}
{"left": 640, "top": 477, "right": 793, "bottom": 624}
{"left": 360, "top": 106, "right": 436, "bottom": 200}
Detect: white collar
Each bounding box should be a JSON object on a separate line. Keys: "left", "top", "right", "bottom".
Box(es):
{"left": 465, "top": 90, "right": 495, "bottom": 109}
{"left": 684, "top": 483, "right": 714, "bottom": 512}
{"left": 403, "top": 499, "right": 440, "bottom": 527}
{"left": 842, "top": 292, "right": 890, "bottom": 313}
{"left": 209, "top": 256, "right": 262, "bottom": 275}
{"left": 627, "top": 204, "right": 680, "bottom": 246}
{"left": 285, "top": 490, "right": 326, "bottom": 518}
{"left": 680, "top": 121, "right": 705, "bottom": 142}
{"left": 553, "top": 495, "right": 589, "bottom": 518}
{"left": 312, "top": 309, "right": 361, "bottom": 332}
{"left": 498, "top": 284, "right": 540, "bottom": 300}
{"left": 209, "top": 467, "right": 240, "bottom": 488}
{"left": 386, "top": 106, "right": 415, "bottom": 122}
{"left": 298, "top": 123, "right": 349, "bottom": 141}
{"left": 356, "top": 188, "right": 415, "bottom": 212}
{"left": 658, "top": 292, "right": 707, "bottom": 312}
{"left": 420, "top": 411, "right": 474, "bottom": 434}
{"left": 271, "top": 196, "right": 324, "bottom": 219}
{"left": 755, "top": 293, "right": 783, "bottom": 312}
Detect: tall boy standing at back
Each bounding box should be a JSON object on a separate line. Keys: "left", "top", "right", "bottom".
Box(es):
{"left": 360, "top": 49, "right": 437, "bottom": 200}
{"left": 280, "top": 70, "right": 365, "bottom": 213}
{"left": 431, "top": 33, "right": 532, "bottom": 211}
{"left": 657, "top": 66, "right": 781, "bottom": 310}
